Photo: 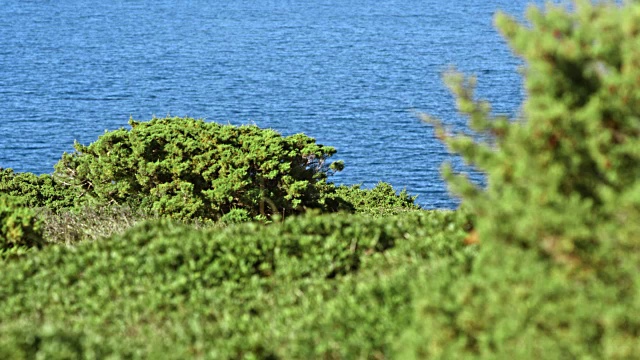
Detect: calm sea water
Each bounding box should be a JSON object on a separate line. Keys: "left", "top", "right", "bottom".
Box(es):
{"left": 0, "top": 1, "right": 553, "bottom": 208}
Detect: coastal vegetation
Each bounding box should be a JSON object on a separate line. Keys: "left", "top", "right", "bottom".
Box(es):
{"left": 1, "top": 1, "right": 639, "bottom": 358}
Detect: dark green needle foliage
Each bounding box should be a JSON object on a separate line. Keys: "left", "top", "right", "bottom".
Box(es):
{"left": 401, "top": 1, "right": 640, "bottom": 358}
{"left": 334, "top": 182, "right": 422, "bottom": 217}
{"left": 0, "top": 194, "right": 44, "bottom": 253}
{"left": 0, "top": 168, "right": 76, "bottom": 212}
{"left": 53, "top": 117, "right": 345, "bottom": 221}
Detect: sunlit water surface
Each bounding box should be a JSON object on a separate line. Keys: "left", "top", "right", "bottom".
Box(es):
{"left": 0, "top": 0, "right": 557, "bottom": 208}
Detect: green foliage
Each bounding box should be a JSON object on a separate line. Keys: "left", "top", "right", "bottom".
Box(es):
{"left": 53, "top": 116, "right": 345, "bottom": 221}
{"left": 0, "top": 168, "right": 77, "bottom": 212}
{"left": 218, "top": 208, "right": 253, "bottom": 225}
{"left": 407, "top": 1, "right": 640, "bottom": 358}
{"left": 0, "top": 166, "right": 155, "bottom": 246}
{"left": 0, "top": 322, "right": 107, "bottom": 360}
{"left": 0, "top": 210, "right": 471, "bottom": 359}
{"left": 0, "top": 195, "right": 44, "bottom": 252}
{"left": 334, "top": 182, "right": 423, "bottom": 217}
{"left": 0, "top": 246, "right": 35, "bottom": 263}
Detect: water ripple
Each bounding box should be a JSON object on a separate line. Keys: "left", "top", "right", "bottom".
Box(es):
{"left": 0, "top": 0, "right": 550, "bottom": 208}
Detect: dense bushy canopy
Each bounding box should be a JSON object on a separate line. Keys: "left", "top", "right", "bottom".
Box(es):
{"left": 0, "top": 169, "right": 76, "bottom": 212}
{"left": 53, "top": 117, "right": 346, "bottom": 221}
{"left": 0, "top": 194, "right": 43, "bottom": 252}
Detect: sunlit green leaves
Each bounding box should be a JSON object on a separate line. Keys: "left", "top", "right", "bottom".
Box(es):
{"left": 53, "top": 117, "right": 344, "bottom": 221}
{"left": 0, "top": 195, "right": 44, "bottom": 252}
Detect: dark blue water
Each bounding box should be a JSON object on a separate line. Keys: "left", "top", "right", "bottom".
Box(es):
{"left": 0, "top": 1, "right": 553, "bottom": 208}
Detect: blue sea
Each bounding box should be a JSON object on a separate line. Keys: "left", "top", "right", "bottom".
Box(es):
{"left": 0, "top": 0, "right": 556, "bottom": 208}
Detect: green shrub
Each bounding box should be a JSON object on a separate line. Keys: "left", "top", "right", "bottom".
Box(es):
{"left": 0, "top": 195, "right": 44, "bottom": 252}
{"left": 0, "top": 210, "right": 470, "bottom": 358}
{"left": 334, "top": 181, "right": 422, "bottom": 217}
{"left": 0, "top": 168, "right": 77, "bottom": 212}
{"left": 53, "top": 116, "right": 345, "bottom": 221}
{"left": 402, "top": 2, "right": 640, "bottom": 358}
{"left": 0, "top": 322, "right": 103, "bottom": 360}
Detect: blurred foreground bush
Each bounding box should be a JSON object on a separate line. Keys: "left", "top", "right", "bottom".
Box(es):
{"left": 404, "top": 2, "right": 640, "bottom": 358}
{"left": 0, "top": 210, "right": 471, "bottom": 359}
